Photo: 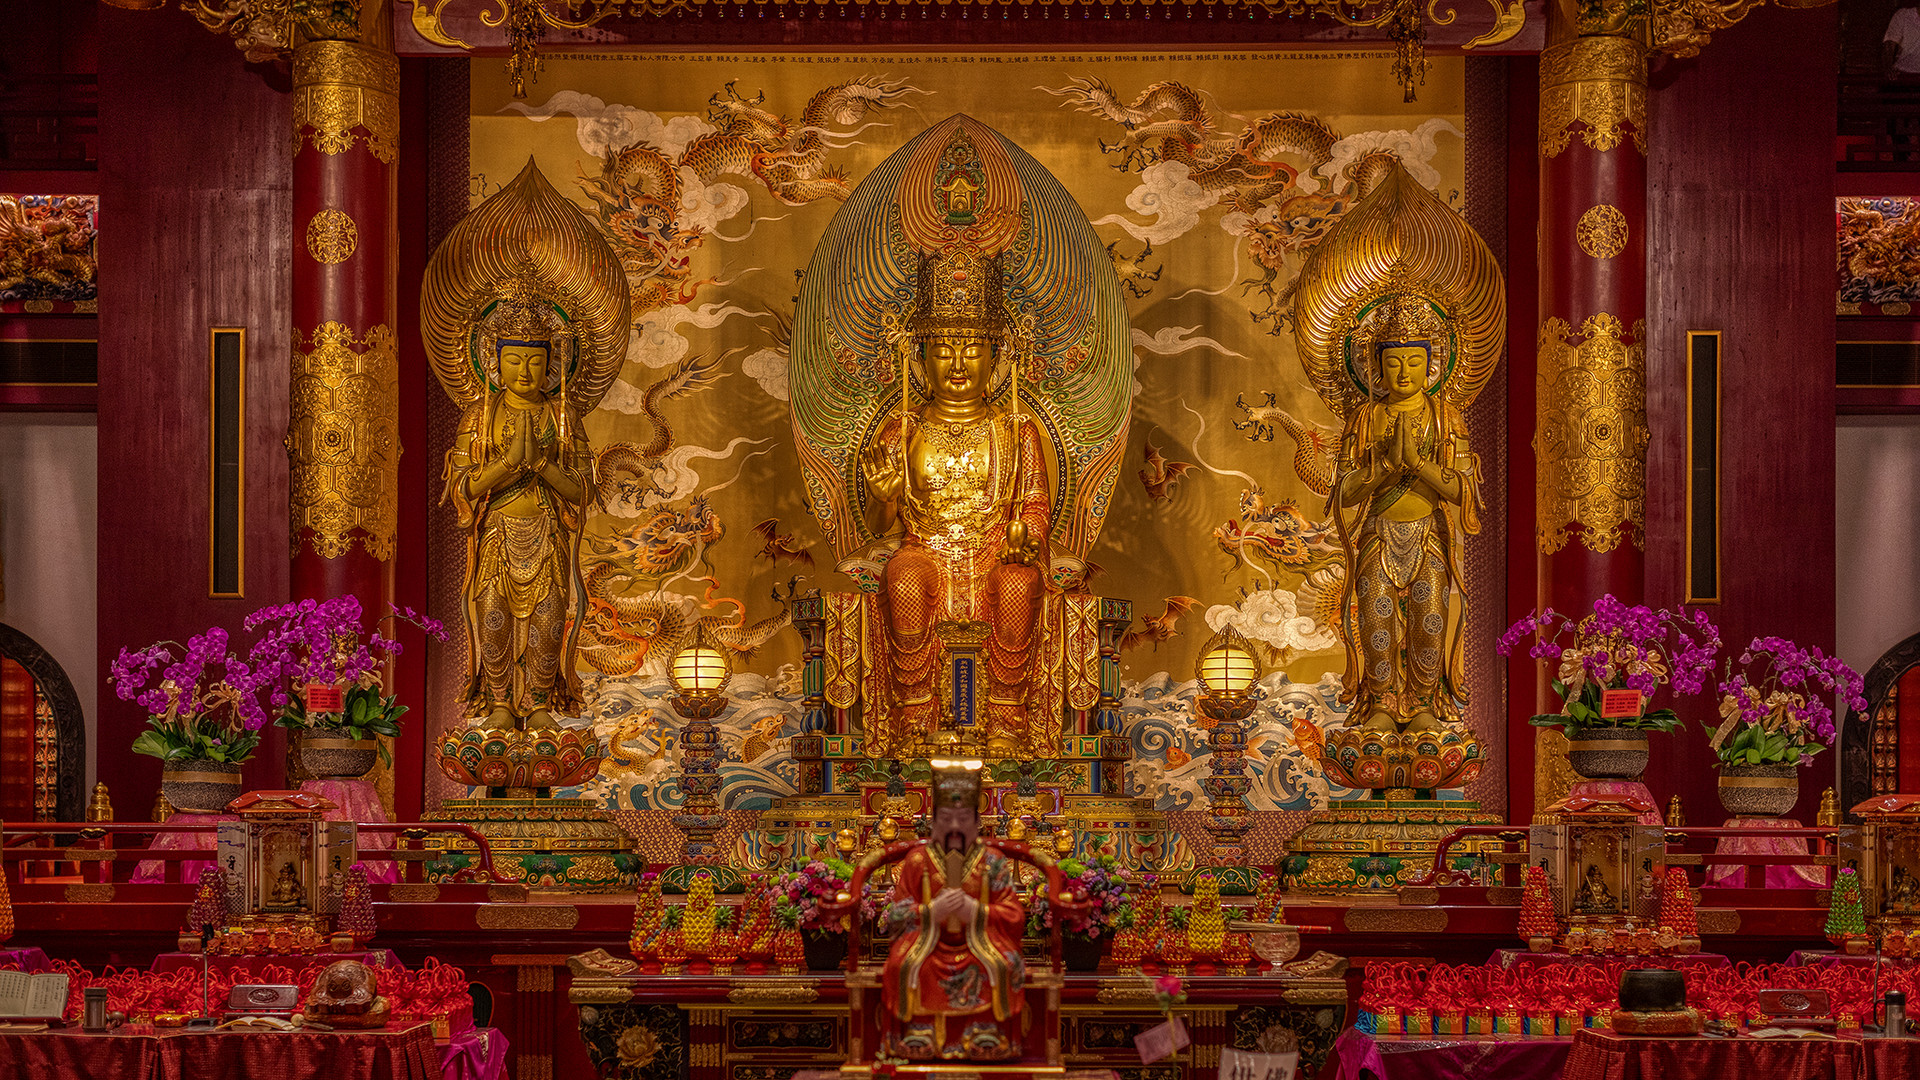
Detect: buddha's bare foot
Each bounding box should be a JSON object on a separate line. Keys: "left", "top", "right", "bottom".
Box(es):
{"left": 484, "top": 706, "right": 512, "bottom": 729}
{"left": 524, "top": 709, "right": 557, "bottom": 731}
{"left": 1360, "top": 711, "right": 1398, "bottom": 732}
{"left": 1403, "top": 711, "right": 1443, "bottom": 733}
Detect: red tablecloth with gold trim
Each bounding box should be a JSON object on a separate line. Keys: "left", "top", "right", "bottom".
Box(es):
{"left": 0, "top": 1021, "right": 438, "bottom": 1080}
{"left": 1561, "top": 1029, "right": 1863, "bottom": 1080}
{"left": 1325, "top": 1028, "right": 1573, "bottom": 1080}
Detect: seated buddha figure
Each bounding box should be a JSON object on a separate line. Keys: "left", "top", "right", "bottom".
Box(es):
{"left": 303, "top": 960, "right": 391, "bottom": 1030}
{"left": 879, "top": 761, "right": 1027, "bottom": 1061}
{"left": 860, "top": 248, "right": 1050, "bottom": 752}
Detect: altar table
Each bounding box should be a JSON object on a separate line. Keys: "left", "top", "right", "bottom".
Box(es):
{"left": 146, "top": 948, "right": 403, "bottom": 975}
{"left": 0, "top": 1021, "right": 439, "bottom": 1080}
{"left": 1705, "top": 817, "right": 1828, "bottom": 889}
{"left": 440, "top": 1026, "right": 508, "bottom": 1080}
{"left": 1560, "top": 1028, "right": 1863, "bottom": 1080}
{"left": 132, "top": 780, "right": 398, "bottom": 885}
{"left": 1488, "top": 949, "right": 1730, "bottom": 970}
{"left": 1324, "top": 1028, "right": 1572, "bottom": 1080}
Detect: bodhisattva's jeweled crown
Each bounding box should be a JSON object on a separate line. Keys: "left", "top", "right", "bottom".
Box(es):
{"left": 909, "top": 248, "right": 1009, "bottom": 343}
{"left": 930, "top": 760, "right": 985, "bottom": 810}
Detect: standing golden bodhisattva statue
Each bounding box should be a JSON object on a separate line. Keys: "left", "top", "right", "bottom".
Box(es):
{"left": 861, "top": 249, "right": 1051, "bottom": 752}
{"left": 1294, "top": 161, "right": 1505, "bottom": 736}
{"left": 421, "top": 160, "right": 632, "bottom": 731}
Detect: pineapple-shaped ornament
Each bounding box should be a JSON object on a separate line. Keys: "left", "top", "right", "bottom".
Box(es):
{"left": 1108, "top": 903, "right": 1143, "bottom": 971}
{"left": 708, "top": 907, "right": 740, "bottom": 975}
{"left": 628, "top": 872, "right": 666, "bottom": 964}
{"left": 1162, "top": 906, "right": 1193, "bottom": 972}
{"left": 1250, "top": 872, "right": 1282, "bottom": 923}
{"left": 1187, "top": 871, "right": 1227, "bottom": 962}
{"left": 182, "top": 866, "right": 231, "bottom": 953}
{"left": 772, "top": 898, "right": 806, "bottom": 973}
{"left": 681, "top": 870, "right": 719, "bottom": 962}
{"left": 657, "top": 904, "right": 688, "bottom": 974}
{"left": 736, "top": 873, "right": 775, "bottom": 969}
{"left": 1660, "top": 867, "right": 1701, "bottom": 955}
{"left": 335, "top": 863, "right": 376, "bottom": 948}
{"left": 1517, "top": 865, "right": 1559, "bottom": 952}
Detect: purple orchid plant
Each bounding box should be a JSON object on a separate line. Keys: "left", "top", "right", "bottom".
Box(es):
{"left": 1707, "top": 636, "right": 1866, "bottom": 768}
{"left": 248, "top": 597, "right": 447, "bottom": 764}
{"left": 1497, "top": 594, "right": 1722, "bottom": 736}
{"left": 113, "top": 625, "right": 269, "bottom": 764}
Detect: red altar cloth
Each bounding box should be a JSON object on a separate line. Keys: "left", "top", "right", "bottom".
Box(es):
{"left": 1567, "top": 781, "right": 1663, "bottom": 825}
{"left": 1561, "top": 1029, "right": 1863, "bottom": 1080}
{"left": 131, "top": 780, "right": 398, "bottom": 884}
{"left": 0, "top": 1021, "right": 439, "bottom": 1080}
{"left": 146, "top": 949, "right": 403, "bottom": 975}
{"left": 1787, "top": 950, "right": 1920, "bottom": 970}
{"left": 1705, "top": 817, "right": 1828, "bottom": 889}
{"left": 1863, "top": 1036, "right": 1920, "bottom": 1079}
{"left": 1488, "top": 950, "right": 1729, "bottom": 970}
{"left": 1325, "top": 1028, "right": 1572, "bottom": 1080}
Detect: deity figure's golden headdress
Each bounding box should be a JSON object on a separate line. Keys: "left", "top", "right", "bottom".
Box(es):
{"left": 929, "top": 759, "right": 985, "bottom": 811}
{"left": 421, "top": 159, "right": 631, "bottom": 414}
{"left": 909, "top": 248, "right": 1010, "bottom": 342}
{"left": 1292, "top": 163, "right": 1505, "bottom": 421}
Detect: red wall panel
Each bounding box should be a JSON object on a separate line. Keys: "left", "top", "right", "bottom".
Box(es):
{"left": 96, "top": 10, "right": 291, "bottom": 815}
{"left": 1645, "top": 8, "right": 1839, "bottom": 821}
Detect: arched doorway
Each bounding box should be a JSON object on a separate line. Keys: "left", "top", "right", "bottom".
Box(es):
{"left": 0, "top": 622, "right": 86, "bottom": 821}
{"left": 1840, "top": 630, "right": 1920, "bottom": 818}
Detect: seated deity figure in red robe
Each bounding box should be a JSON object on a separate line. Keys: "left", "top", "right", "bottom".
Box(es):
{"left": 879, "top": 760, "right": 1028, "bottom": 1060}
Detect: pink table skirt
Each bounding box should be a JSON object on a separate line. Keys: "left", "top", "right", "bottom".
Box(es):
{"left": 439, "top": 1027, "right": 507, "bottom": 1080}
{"left": 1706, "top": 817, "right": 1829, "bottom": 889}
{"left": 1327, "top": 1028, "right": 1573, "bottom": 1080}
{"left": 132, "top": 781, "right": 397, "bottom": 885}
{"left": 1566, "top": 781, "right": 1664, "bottom": 826}
{"left": 0, "top": 947, "right": 51, "bottom": 972}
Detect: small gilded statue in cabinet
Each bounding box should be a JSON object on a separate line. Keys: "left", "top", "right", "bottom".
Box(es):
{"left": 422, "top": 161, "right": 631, "bottom": 731}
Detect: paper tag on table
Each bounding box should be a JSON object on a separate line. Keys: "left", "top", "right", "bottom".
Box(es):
{"left": 1135, "top": 1017, "right": 1191, "bottom": 1063}
{"left": 1219, "top": 1047, "right": 1301, "bottom": 1080}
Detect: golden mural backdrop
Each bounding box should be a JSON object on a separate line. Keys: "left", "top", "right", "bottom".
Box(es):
{"left": 464, "top": 50, "right": 1474, "bottom": 823}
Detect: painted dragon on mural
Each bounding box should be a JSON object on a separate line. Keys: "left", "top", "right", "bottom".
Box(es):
{"left": 577, "top": 565, "right": 797, "bottom": 678}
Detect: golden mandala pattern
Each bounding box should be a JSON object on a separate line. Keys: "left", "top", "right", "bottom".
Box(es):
{"left": 1576, "top": 204, "right": 1629, "bottom": 259}
{"left": 1539, "top": 36, "right": 1648, "bottom": 158}
{"left": 291, "top": 40, "right": 399, "bottom": 164}
{"left": 305, "top": 209, "right": 358, "bottom": 264}
{"left": 1534, "top": 313, "right": 1648, "bottom": 554}
{"left": 287, "top": 321, "right": 398, "bottom": 561}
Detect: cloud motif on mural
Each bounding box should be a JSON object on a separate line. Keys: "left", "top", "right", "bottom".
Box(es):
{"left": 1120, "top": 670, "right": 1346, "bottom": 812}
{"left": 625, "top": 302, "right": 768, "bottom": 370}
{"left": 1318, "top": 117, "right": 1463, "bottom": 193}
{"left": 504, "top": 90, "right": 714, "bottom": 161}
{"left": 741, "top": 347, "right": 790, "bottom": 401}
{"left": 1204, "top": 588, "right": 1339, "bottom": 664}
{"left": 596, "top": 436, "right": 772, "bottom": 519}
{"left": 1093, "top": 161, "right": 1220, "bottom": 246}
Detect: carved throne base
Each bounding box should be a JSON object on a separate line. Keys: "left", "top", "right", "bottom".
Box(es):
{"left": 1283, "top": 798, "right": 1502, "bottom": 895}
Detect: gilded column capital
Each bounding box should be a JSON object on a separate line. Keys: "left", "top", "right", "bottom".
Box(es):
{"left": 1533, "top": 313, "right": 1648, "bottom": 555}
{"left": 1539, "top": 35, "right": 1648, "bottom": 158}
{"left": 291, "top": 38, "right": 400, "bottom": 163}
{"left": 287, "top": 321, "right": 400, "bottom": 561}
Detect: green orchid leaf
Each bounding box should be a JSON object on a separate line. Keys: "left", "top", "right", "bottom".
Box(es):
{"left": 130, "top": 730, "right": 171, "bottom": 760}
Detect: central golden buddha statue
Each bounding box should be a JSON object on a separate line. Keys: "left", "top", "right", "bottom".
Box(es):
{"left": 862, "top": 248, "right": 1050, "bottom": 753}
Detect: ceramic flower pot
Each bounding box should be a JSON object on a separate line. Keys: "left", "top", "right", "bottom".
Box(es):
{"left": 1717, "top": 764, "right": 1799, "bottom": 818}
{"left": 1566, "top": 726, "right": 1649, "bottom": 781}
{"left": 159, "top": 758, "right": 243, "bottom": 814}
{"left": 1062, "top": 931, "right": 1106, "bottom": 972}
{"left": 299, "top": 725, "right": 379, "bottom": 780}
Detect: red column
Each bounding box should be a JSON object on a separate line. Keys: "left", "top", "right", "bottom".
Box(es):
{"left": 1532, "top": 25, "right": 1650, "bottom": 814}
{"left": 286, "top": 36, "right": 398, "bottom": 637}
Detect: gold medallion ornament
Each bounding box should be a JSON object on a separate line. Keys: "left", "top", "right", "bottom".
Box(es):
{"left": 1534, "top": 313, "right": 1649, "bottom": 554}
{"left": 305, "top": 208, "right": 359, "bottom": 265}
{"left": 287, "top": 321, "right": 399, "bottom": 560}
{"left": 291, "top": 39, "right": 400, "bottom": 164}
{"left": 1539, "top": 34, "right": 1647, "bottom": 159}
{"left": 1576, "top": 204, "right": 1629, "bottom": 259}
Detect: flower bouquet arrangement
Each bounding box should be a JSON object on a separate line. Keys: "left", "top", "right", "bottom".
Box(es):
{"left": 1028, "top": 855, "right": 1132, "bottom": 940}
{"left": 114, "top": 625, "right": 271, "bottom": 766}
{"left": 779, "top": 857, "right": 857, "bottom": 931}
{"left": 247, "top": 597, "right": 446, "bottom": 765}
{"left": 1707, "top": 636, "right": 1865, "bottom": 769}
{"left": 1499, "top": 595, "right": 1722, "bottom": 735}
